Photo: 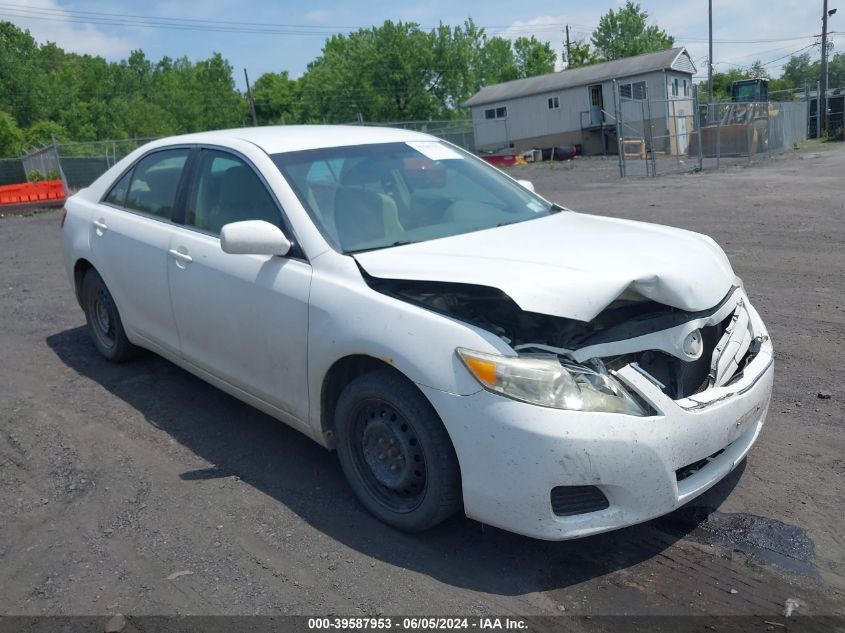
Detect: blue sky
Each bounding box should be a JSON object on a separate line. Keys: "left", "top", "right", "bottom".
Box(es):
{"left": 4, "top": 0, "right": 839, "bottom": 88}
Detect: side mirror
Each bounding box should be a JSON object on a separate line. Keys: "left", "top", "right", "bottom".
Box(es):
{"left": 517, "top": 179, "right": 535, "bottom": 193}
{"left": 220, "top": 220, "right": 291, "bottom": 256}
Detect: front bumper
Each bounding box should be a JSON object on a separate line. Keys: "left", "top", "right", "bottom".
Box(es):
{"left": 422, "top": 299, "right": 774, "bottom": 540}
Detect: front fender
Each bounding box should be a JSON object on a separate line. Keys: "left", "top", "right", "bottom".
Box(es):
{"left": 306, "top": 252, "right": 509, "bottom": 434}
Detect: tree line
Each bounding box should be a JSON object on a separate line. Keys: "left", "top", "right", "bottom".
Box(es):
{"left": 0, "top": 18, "right": 555, "bottom": 158}
{"left": 1, "top": 1, "right": 841, "bottom": 158}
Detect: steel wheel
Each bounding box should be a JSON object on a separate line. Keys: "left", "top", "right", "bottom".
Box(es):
{"left": 334, "top": 369, "right": 461, "bottom": 532}
{"left": 88, "top": 286, "right": 117, "bottom": 351}
{"left": 349, "top": 399, "right": 428, "bottom": 513}
{"left": 81, "top": 268, "right": 137, "bottom": 362}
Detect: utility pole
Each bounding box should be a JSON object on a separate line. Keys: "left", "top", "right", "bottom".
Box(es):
{"left": 708, "top": 0, "right": 714, "bottom": 111}
{"left": 244, "top": 68, "right": 258, "bottom": 127}
{"left": 565, "top": 25, "right": 572, "bottom": 69}
{"left": 819, "top": 3, "right": 838, "bottom": 135}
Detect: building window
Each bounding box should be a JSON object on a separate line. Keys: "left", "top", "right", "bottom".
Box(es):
{"left": 672, "top": 77, "right": 679, "bottom": 97}
{"left": 633, "top": 81, "right": 646, "bottom": 100}
{"left": 619, "top": 81, "right": 647, "bottom": 101}
{"left": 484, "top": 106, "right": 508, "bottom": 120}
{"left": 547, "top": 96, "right": 560, "bottom": 109}
{"left": 683, "top": 78, "right": 689, "bottom": 97}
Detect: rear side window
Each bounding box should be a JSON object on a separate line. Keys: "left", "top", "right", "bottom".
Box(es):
{"left": 124, "top": 149, "right": 189, "bottom": 219}
{"left": 103, "top": 170, "right": 131, "bottom": 207}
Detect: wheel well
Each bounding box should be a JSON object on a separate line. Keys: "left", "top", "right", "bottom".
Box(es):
{"left": 321, "top": 355, "right": 410, "bottom": 448}
{"left": 73, "top": 258, "right": 94, "bottom": 305}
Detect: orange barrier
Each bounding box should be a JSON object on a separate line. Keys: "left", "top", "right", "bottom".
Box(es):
{"left": 0, "top": 179, "right": 66, "bottom": 206}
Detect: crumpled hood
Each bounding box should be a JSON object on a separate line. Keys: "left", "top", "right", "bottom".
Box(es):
{"left": 353, "top": 212, "right": 735, "bottom": 322}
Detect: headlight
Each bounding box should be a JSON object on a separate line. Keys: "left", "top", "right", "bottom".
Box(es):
{"left": 456, "top": 348, "right": 649, "bottom": 416}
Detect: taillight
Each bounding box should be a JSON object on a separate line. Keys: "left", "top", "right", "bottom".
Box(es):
{"left": 60, "top": 207, "right": 67, "bottom": 228}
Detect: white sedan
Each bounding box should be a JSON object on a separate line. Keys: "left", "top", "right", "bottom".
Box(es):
{"left": 61, "top": 126, "right": 774, "bottom": 539}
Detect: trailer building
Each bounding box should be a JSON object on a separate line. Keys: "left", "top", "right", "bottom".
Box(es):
{"left": 464, "top": 47, "right": 697, "bottom": 156}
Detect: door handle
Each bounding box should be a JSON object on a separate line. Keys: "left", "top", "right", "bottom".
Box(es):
{"left": 168, "top": 248, "right": 193, "bottom": 264}
{"left": 93, "top": 219, "right": 108, "bottom": 232}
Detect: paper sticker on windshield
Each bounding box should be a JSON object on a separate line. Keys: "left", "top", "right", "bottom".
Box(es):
{"left": 406, "top": 141, "right": 463, "bottom": 161}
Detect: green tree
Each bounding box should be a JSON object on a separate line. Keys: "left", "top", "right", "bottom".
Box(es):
{"left": 747, "top": 60, "right": 770, "bottom": 79}
{"left": 564, "top": 38, "right": 594, "bottom": 69}
{"left": 782, "top": 52, "right": 818, "bottom": 89}
{"left": 0, "top": 110, "right": 24, "bottom": 157}
{"left": 512, "top": 36, "right": 556, "bottom": 78}
{"left": 0, "top": 22, "right": 44, "bottom": 126}
{"left": 297, "top": 21, "right": 442, "bottom": 123}
{"left": 252, "top": 71, "right": 297, "bottom": 124}
{"left": 828, "top": 52, "right": 845, "bottom": 90}
{"left": 24, "top": 120, "right": 67, "bottom": 148}
{"left": 591, "top": 1, "right": 674, "bottom": 61}
{"left": 430, "top": 19, "right": 487, "bottom": 111}
{"left": 477, "top": 36, "right": 519, "bottom": 85}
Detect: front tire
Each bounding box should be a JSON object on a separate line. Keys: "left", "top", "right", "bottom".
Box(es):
{"left": 334, "top": 370, "right": 462, "bottom": 532}
{"left": 81, "top": 268, "right": 136, "bottom": 362}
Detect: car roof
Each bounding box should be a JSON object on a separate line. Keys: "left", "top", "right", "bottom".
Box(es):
{"left": 146, "top": 125, "right": 435, "bottom": 155}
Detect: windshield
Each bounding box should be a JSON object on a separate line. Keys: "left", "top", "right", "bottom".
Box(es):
{"left": 272, "top": 141, "right": 555, "bottom": 253}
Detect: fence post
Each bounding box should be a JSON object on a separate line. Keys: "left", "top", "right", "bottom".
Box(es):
{"left": 747, "top": 106, "right": 753, "bottom": 166}
{"left": 693, "top": 85, "right": 703, "bottom": 171}
{"left": 647, "top": 96, "right": 657, "bottom": 176}
{"left": 804, "top": 85, "right": 811, "bottom": 139}
{"left": 51, "top": 134, "right": 69, "bottom": 194}
{"left": 766, "top": 103, "right": 772, "bottom": 158}
{"left": 673, "top": 99, "right": 681, "bottom": 171}
{"left": 613, "top": 80, "right": 625, "bottom": 178}
{"left": 716, "top": 106, "right": 722, "bottom": 169}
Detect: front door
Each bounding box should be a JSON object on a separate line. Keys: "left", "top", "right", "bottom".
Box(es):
{"left": 167, "top": 148, "right": 312, "bottom": 423}
{"left": 589, "top": 84, "right": 604, "bottom": 126}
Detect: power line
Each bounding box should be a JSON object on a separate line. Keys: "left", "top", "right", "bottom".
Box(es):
{"left": 760, "top": 42, "right": 819, "bottom": 66}
{"left": 0, "top": 3, "right": 832, "bottom": 46}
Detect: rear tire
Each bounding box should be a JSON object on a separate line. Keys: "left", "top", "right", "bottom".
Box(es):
{"left": 334, "top": 369, "right": 462, "bottom": 532}
{"left": 81, "top": 268, "right": 137, "bottom": 362}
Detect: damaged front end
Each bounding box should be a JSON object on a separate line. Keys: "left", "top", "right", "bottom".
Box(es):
{"left": 364, "top": 273, "right": 768, "bottom": 411}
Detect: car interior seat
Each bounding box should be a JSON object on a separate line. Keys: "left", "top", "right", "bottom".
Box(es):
{"left": 333, "top": 159, "right": 403, "bottom": 251}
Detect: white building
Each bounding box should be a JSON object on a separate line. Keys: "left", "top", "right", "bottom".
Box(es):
{"left": 465, "top": 47, "right": 697, "bottom": 156}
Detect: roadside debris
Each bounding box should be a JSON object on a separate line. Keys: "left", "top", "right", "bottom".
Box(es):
{"left": 817, "top": 391, "right": 832, "bottom": 399}
{"left": 165, "top": 570, "right": 193, "bottom": 580}
{"left": 783, "top": 597, "right": 801, "bottom": 617}
{"left": 104, "top": 614, "right": 126, "bottom": 633}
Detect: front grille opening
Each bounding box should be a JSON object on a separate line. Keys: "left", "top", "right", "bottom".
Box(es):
{"left": 550, "top": 485, "right": 610, "bottom": 517}
{"left": 676, "top": 447, "right": 727, "bottom": 482}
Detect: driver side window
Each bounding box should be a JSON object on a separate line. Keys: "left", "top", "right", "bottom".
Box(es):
{"left": 186, "top": 150, "right": 281, "bottom": 235}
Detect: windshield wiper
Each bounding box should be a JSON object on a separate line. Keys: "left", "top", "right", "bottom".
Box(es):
{"left": 347, "top": 240, "right": 417, "bottom": 254}
{"left": 550, "top": 203, "right": 565, "bottom": 214}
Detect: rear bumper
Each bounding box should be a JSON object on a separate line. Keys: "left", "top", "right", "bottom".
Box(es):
{"left": 422, "top": 300, "right": 774, "bottom": 540}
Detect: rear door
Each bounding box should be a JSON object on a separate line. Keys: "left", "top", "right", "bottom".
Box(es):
{"left": 90, "top": 147, "right": 191, "bottom": 352}
{"left": 166, "top": 147, "right": 312, "bottom": 423}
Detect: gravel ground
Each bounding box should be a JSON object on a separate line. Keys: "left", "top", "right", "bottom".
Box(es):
{"left": 1, "top": 143, "right": 843, "bottom": 618}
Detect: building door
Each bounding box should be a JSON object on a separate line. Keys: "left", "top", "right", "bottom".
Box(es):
{"left": 589, "top": 84, "right": 604, "bottom": 126}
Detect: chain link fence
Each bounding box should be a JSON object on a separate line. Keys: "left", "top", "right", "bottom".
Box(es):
{"left": 348, "top": 119, "right": 475, "bottom": 152}
{"left": 0, "top": 158, "right": 27, "bottom": 186}
{"left": 613, "top": 83, "right": 809, "bottom": 177}
{"left": 2, "top": 122, "right": 475, "bottom": 190}
{"left": 0, "top": 138, "right": 157, "bottom": 190}
{"left": 56, "top": 138, "right": 158, "bottom": 189}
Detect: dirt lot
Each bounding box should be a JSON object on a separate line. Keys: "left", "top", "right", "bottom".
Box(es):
{"left": 1, "top": 144, "right": 843, "bottom": 619}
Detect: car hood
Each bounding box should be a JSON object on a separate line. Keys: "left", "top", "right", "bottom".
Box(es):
{"left": 353, "top": 212, "right": 736, "bottom": 322}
